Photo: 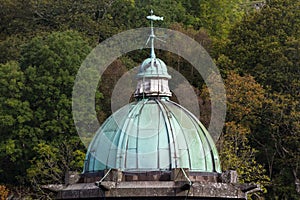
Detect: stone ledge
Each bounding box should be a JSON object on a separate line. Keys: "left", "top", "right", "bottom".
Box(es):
{"left": 57, "top": 181, "right": 248, "bottom": 199}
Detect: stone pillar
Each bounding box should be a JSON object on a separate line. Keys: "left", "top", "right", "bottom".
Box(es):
{"left": 221, "top": 170, "right": 238, "bottom": 183}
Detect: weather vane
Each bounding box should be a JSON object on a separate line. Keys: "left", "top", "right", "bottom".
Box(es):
{"left": 145, "top": 10, "right": 164, "bottom": 59}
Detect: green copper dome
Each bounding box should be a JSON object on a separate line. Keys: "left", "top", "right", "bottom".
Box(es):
{"left": 83, "top": 98, "right": 221, "bottom": 173}
{"left": 83, "top": 11, "right": 221, "bottom": 174}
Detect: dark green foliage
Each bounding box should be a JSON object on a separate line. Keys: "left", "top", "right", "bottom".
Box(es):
{"left": 223, "top": 0, "right": 300, "bottom": 199}
{"left": 251, "top": 93, "right": 300, "bottom": 200}
{"left": 0, "top": 0, "right": 299, "bottom": 199}
{"left": 20, "top": 31, "right": 91, "bottom": 140}
{"left": 0, "top": 0, "right": 107, "bottom": 38}
{"left": 0, "top": 61, "right": 32, "bottom": 183}
{"left": 226, "top": 0, "right": 300, "bottom": 95}
{"left": 0, "top": 31, "right": 90, "bottom": 191}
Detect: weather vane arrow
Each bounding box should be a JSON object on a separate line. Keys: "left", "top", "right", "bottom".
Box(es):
{"left": 144, "top": 10, "right": 165, "bottom": 58}
{"left": 146, "top": 15, "right": 163, "bottom": 21}
{"left": 146, "top": 9, "right": 164, "bottom": 21}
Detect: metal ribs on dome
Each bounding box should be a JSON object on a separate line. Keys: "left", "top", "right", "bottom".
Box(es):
{"left": 84, "top": 98, "right": 221, "bottom": 173}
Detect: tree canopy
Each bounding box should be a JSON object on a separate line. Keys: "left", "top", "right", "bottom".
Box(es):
{"left": 0, "top": 0, "right": 299, "bottom": 199}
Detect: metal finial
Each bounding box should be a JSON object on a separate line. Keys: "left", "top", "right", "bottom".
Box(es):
{"left": 146, "top": 10, "right": 163, "bottom": 59}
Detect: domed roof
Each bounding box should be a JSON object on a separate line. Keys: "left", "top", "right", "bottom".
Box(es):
{"left": 136, "top": 57, "right": 171, "bottom": 79}
{"left": 134, "top": 57, "right": 172, "bottom": 98}
{"left": 83, "top": 12, "right": 221, "bottom": 174}
{"left": 83, "top": 98, "right": 221, "bottom": 173}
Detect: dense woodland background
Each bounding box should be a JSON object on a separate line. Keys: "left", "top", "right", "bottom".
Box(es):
{"left": 0, "top": 0, "right": 299, "bottom": 199}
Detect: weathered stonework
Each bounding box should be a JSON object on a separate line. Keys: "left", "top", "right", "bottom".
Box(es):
{"left": 54, "top": 169, "right": 259, "bottom": 199}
